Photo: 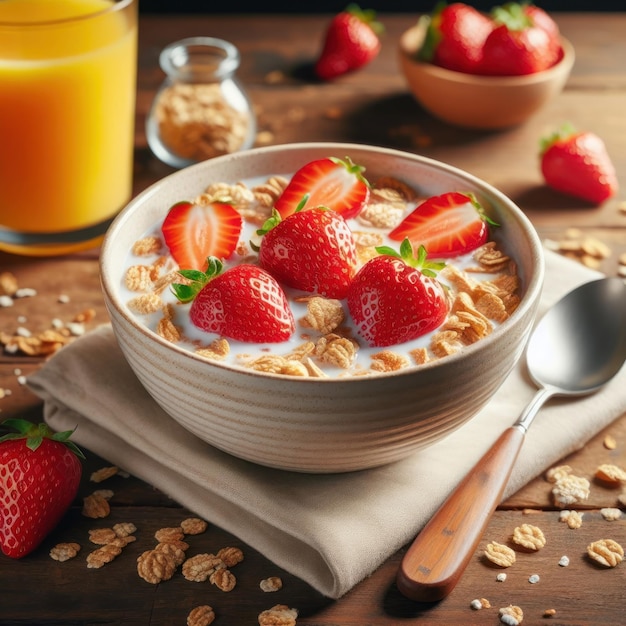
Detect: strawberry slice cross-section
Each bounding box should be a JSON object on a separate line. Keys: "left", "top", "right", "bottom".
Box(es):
{"left": 273, "top": 156, "right": 370, "bottom": 220}
{"left": 389, "top": 191, "right": 491, "bottom": 258}
{"left": 161, "top": 200, "right": 243, "bottom": 271}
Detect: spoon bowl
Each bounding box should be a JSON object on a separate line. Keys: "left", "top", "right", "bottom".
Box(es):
{"left": 397, "top": 277, "right": 626, "bottom": 602}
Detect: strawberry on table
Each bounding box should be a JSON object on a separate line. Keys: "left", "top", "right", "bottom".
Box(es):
{"left": 540, "top": 125, "right": 619, "bottom": 204}
{"left": 0, "top": 419, "right": 84, "bottom": 559}
{"left": 161, "top": 200, "right": 243, "bottom": 271}
{"left": 480, "top": 2, "right": 561, "bottom": 75}
{"left": 314, "top": 4, "right": 383, "bottom": 80}
{"left": 418, "top": 2, "right": 494, "bottom": 74}
{"left": 347, "top": 240, "right": 449, "bottom": 348}
{"left": 172, "top": 257, "right": 295, "bottom": 343}
{"left": 389, "top": 191, "right": 492, "bottom": 259}
{"left": 258, "top": 206, "right": 358, "bottom": 300}
{"left": 274, "top": 157, "right": 370, "bottom": 220}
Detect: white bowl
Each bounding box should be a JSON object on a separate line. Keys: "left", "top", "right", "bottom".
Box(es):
{"left": 100, "top": 143, "right": 544, "bottom": 473}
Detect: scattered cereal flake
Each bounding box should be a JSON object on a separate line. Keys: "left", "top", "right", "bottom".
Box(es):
{"left": 499, "top": 604, "right": 523, "bottom": 625}
{"left": 88, "top": 528, "right": 118, "bottom": 545}
{"left": 558, "top": 555, "right": 570, "bottom": 567}
{"left": 260, "top": 576, "right": 283, "bottom": 592}
{"left": 187, "top": 605, "right": 216, "bottom": 626}
{"left": 300, "top": 297, "right": 344, "bottom": 335}
{"left": 182, "top": 553, "right": 225, "bottom": 582}
{"left": 49, "top": 542, "right": 81, "bottom": 562}
{"left": 258, "top": 604, "right": 298, "bottom": 626}
{"left": 90, "top": 466, "right": 119, "bottom": 483}
{"left": 82, "top": 492, "right": 111, "bottom": 519}
{"left": 484, "top": 541, "right": 516, "bottom": 567}
{"left": 528, "top": 574, "right": 540, "bottom": 584}
{"left": 112, "top": 522, "right": 137, "bottom": 537}
{"left": 210, "top": 567, "right": 237, "bottom": 592}
{"left": 0, "top": 272, "right": 18, "bottom": 296}
{"left": 196, "top": 338, "right": 230, "bottom": 360}
{"left": 587, "top": 539, "right": 624, "bottom": 567}
{"left": 543, "top": 608, "right": 557, "bottom": 617}
{"left": 155, "top": 542, "right": 187, "bottom": 566}
{"left": 601, "top": 507, "right": 622, "bottom": 521}
{"left": 0, "top": 295, "right": 13, "bottom": 307}
{"left": 154, "top": 526, "right": 184, "bottom": 543}
{"left": 559, "top": 510, "right": 584, "bottom": 529}
{"left": 15, "top": 287, "right": 37, "bottom": 298}
{"left": 603, "top": 434, "right": 618, "bottom": 450}
{"left": 512, "top": 524, "right": 546, "bottom": 551}
{"left": 496, "top": 572, "right": 507, "bottom": 582}
{"left": 132, "top": 236, "right": 162, "bottom": 257}
{"left": 552, "top": 474, "right": 590, "bottom": 507}
{"left": 137, "top": 548, "right": 179, "bottom": 583}
{"left": 86, "top": 544, "right": 123, "bottom": 569}
{"left": 216, "top": 546, "right": 244, "bottom": 568}
{"left": 370, "top": 350, "right": 408, "bottom": 372}
{"left": 546, "top": 465, "right": 572, "bottom": 483}
{"left": 181, "top": 517, "right": 208, "bottom": 535}
{"left": 470, "top": 599, "right": 484, "bottom": 610}
{"left": 595, "top": 463, "right": 626, "bottom": 484}
{"left": 127, "top": 293, "right": 163, "bottom": 315}
{"left": 315, "top": 334, "right": 358, "bottom": 369}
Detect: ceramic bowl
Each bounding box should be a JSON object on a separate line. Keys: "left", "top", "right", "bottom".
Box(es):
{"left": 100, "top": 143, "right": 544, "bottom": 473}
{"left": 398, "top": 23, "right": 575, "bottom": 130}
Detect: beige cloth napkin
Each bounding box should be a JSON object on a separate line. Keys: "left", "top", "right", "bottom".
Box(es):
{"left": 28, "top": 250, "right": 626, "bottom": 599}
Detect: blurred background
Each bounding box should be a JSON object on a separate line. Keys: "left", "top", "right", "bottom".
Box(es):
{"left": 140, "top": 1, "right": 624, "bottom": 13}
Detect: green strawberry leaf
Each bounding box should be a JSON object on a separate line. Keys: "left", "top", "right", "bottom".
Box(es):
{"left": 0, "top": 418, "right": 85, "bottom": 459}
{"left": 375, "top": 239, "right": 446, "bottom": 277}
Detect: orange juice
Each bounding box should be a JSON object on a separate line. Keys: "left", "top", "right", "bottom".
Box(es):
{"left": 0, "top": 0, "right": 137, "bottom": 255}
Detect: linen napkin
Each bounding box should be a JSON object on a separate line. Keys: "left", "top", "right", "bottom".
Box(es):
{"left": 28, "top": 250, "right": 626, "bottom": 599}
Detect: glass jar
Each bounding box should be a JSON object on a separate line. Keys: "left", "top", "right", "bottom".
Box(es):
{"left": 146, "top": 37, "right": 256, "bottom": 169}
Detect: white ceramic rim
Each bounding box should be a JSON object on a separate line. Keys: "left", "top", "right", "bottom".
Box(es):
{"left": 101, "top": 142, "right": 545, "bottom": 384}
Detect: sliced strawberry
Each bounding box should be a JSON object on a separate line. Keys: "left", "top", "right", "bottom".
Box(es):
{"left": 273, "top": 157, "right": 370, "bottom": 220}
{"left": 389, "top": 191, "right": 490, "bottom": 258}
{"left": 172, "top": 258, "right": 295, "bottom": 343}
{"left": 161, "top": 200, "right": 243, "bottom": 271}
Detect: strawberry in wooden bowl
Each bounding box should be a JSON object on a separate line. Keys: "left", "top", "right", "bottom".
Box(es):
{"left": 398, "top": 2, "right": 575, "bottom": 129}
{"left": 100, "top": 143, "right": 543, "bottom": 472}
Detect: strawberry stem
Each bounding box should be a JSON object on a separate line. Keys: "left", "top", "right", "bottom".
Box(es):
{"left": 376, "top": 239, "right": 446, "bottom": 277}
{"left": 171, "top": 256, "right": 223, "bottom": 303}
{"left": 0, "top": 418, "right": 85, "bottom": 459}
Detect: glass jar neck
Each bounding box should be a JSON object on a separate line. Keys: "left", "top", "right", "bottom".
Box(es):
{"left": 159, "top": 36, "right": 240, "bottom": 83}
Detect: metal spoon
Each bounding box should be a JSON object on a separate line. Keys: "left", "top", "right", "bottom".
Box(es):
{"left": 397, "top": 277, "right": 626, "bottom": 603}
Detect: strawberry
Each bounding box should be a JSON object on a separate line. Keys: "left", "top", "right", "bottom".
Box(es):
{"left": 418, "top": 2, "right": 494, "bottom": 74}
{"left": 347, "top": 240, "right": 448, "bottom": 348}
{"left": 314, "top": 5, "right": 383, "bottom": 80}
{"left": 273, "top": 157, "right": 370, "bottom": 220}
{"left": 389, "top": 191, "right": 491, "bottom": 258}
{"left": 480, "top": 2, "right": 560, "bottom": 75}
{"left": 0, "top": 419, "right": 84, "bottom": 559}
{"left": 172, "top": 257, "right": 295, "bottom": 343}
{"left": 161, "top": 200, "right": 243, "bottom": 271}
{"left": 540, "top": 125, "right": 619, "bottom": 204}
{"left": 258, "top": 207, "right": 358, "bottom": 299}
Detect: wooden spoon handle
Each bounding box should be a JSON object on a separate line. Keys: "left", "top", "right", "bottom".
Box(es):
{"left": 396, "top": 425, "right": 525, "bottom": 602}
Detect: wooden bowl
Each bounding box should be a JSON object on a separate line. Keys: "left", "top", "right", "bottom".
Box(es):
{"left": 398, "top": 23, "right": 575, "bottom": 130}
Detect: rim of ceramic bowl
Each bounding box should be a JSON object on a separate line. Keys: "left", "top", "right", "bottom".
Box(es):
{"left": 100, "top": 142, "right": 545, "bottom": 383}
{"left": 399, "top": 24, "right": 575, "bottom": 87}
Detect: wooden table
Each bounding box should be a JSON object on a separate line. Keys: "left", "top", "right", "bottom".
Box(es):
{"left": 1, "top": 12, "right": 625, "bottom": 625}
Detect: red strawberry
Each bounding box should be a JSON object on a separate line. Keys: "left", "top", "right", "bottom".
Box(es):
{"left": 419, "top": 2, "right": 494, "bottom": 74}
{"left": 479, "top": 2, "right": 561, "bottom": 76}
{"left": 172, "top": 257, "right": 295, "bottom": 343}
{"left": 161, "top": 200, "right": 243, "bottom": 271}
{"left": 347, "top": 240, "right": 448, "bottom": 347}
{"left": 389, "top": 191, "right": 491, "bottom": 258}
{"left": 0, "top": 419, "right": 84, "bottom": 559}
{"left": 524, "top": 3, "right": 560, "bottom": 42}
{"left": 540, "top": 125, "right": 619, "bottom": 204}
{"left": 274, "top": 157, "right": 370, "bottom": 220}
{"left": 314, "top": 5, "right": 383, "bottom": 80}
{"left": 258, "top": 207, "right": 358, "bottom": 299}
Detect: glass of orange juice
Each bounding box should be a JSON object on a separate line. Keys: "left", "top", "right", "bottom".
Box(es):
{"left": 0, "top": 0, "right": 137, "bottom": 256}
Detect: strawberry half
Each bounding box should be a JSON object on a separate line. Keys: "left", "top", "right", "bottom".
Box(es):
{"left": 161, "top": 200, "right": 243, "bottom": 271}
{"left": 273, "top": 157, "right": 370, "bottom": 220}
{"left": 347, "top": 240, "right": 448, "bottom": 347}
{"left": 1, "top": 419, "right": 84, "bottom": 559}
{"left": 540, "top": 125, "right": 619, "bottom": 204}
{"left": 314, "top": 5, "right": 383, "bottom": 80}
{"left": 172, "top": 258, "right": 295, "bottom": 343}
{"left": 258, "top": 207, "right": 358, "bottom": 299}
{"left": 389, "top": 191, "right": 491, "bottom": 258}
